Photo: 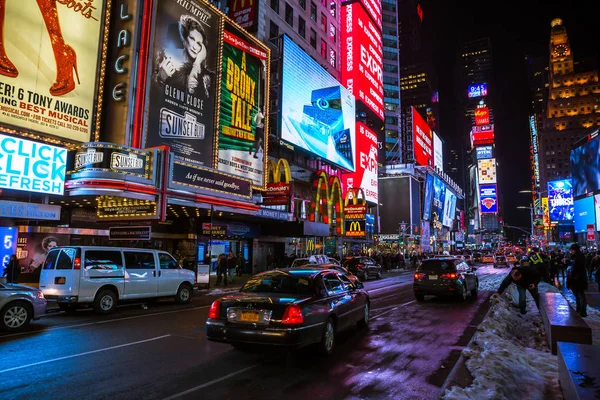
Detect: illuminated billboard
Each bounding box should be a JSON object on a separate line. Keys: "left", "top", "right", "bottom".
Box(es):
{"left": 431, "top": 175, "right": 446, "bottom": 226}
{"left": 570, "top": 131, "right": 600, "bottom": 197}
{"left": 471, "top": 124, "right": 495, "bottom": 146}
{"left": 574, "top": 196, "right": 595, "bottom": 233}
{"left": 341, "top": 2, "right": 384, "bottom": 120}
{"left": 412, "top": 107, "right": 433, "bottom": 167}
{"left": 342, "top": 122, "right": 378, "bottom": 203}
{"left": 423, "top": 174, "right": 434, "bottom": 220}
{"left": 0, "top": 0, "right": 107, "bottom": 142}
{"left": 442, "top": 188, "right": 456, "bottom": 227}
{"left": 281, "top": 36, "right": 356, "bottom": 171}
{"left": 479, "top": 184, "right": 497, "bottom": 213}
{"left": 547, "top": 179, "right": 574, "bottom": 221}
{"left": 477, "top": 158, "right": 496, "bottom": 184}
{"left": 227, "top": 0, "right": 258, "bottom": 31}
{"left": 433, "top": 132, "right": 443, "bottom": 171}
{"left": 474, "top": 107, "right": 490, "bottom": 125}
{"left": 476, "top": 145, "right": 493, "bottom": 159}
{"left": 218, "top": 24, "right": 269, "bottom": 187}
{"left": 468, "top": 84, "right": 487, "bottom": 98}
{"left": 342, "top": 0, "right": 382, "bottom": 31}
{"left": 595, "top": 194, "right": 600, "bottom": 230}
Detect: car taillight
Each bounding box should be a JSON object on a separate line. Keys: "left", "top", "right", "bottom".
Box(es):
{"left": 357, "top": 263, "right": 365, "bottom": 269}
{"left": 442, "top": 273, "right": 457, "bottom": 279}
{"left": 74, "top": 258, "right": 81, "bottom": 270}
{"left": 414, "top": 273, "right": 426, "bottom": 280}
{"left": 281, "top": 304, "right": 303, "bottom": 324}
{"left": 208, "top": 300, "right": 221, "bottom": 319}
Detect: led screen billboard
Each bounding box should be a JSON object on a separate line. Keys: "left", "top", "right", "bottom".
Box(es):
{"left": 423, "top": 174, "right": 434, "bottom": 221}
{"left": 0, "top": 227, "right": 17, "bottom": 278}
{"left": 342, "top": 122, "right": 378, "bottom": 203}
{"left": 477, "top": 158, "right": 497, "bottom": 184}
{"left": 471, "top": 124, "right": 495, "bottom": 146}
{"left": 547, "top": 179, "right": 574, "bottom": 222}
{"left": 227, "top": 0, "right": 258, "bottom": 31}
{"left": 342, "top": 0, "right": 382, "bottom": 31}
{"left": 341, "top": 2, "right": 384, "bottom": 120}
{"left": 442, "top": 188, "right": 456, "bottom": 228}
{"left": 0, "top": 0, "right": 107, "bottom": 142}
{"left": 281, "top": 36, "right": 356, "bottom": 171}
{"left": 476, "top": 145, "right": 493, "bottom": 159}
{"left": 468, "top": 84, "right": 488, "bottom": 98}
{"left": 479, "top": 184, "right": 498, "bottom": 213}
{"left": 433, "top": 132, "right": 443, "bottom": 171}
{"left": 570, "top": 132, "right": 600, "bottom": 197}
{"left": 474, "top": 107, "right": 490, "bottom": 125}
{"left": 431, "top": 175, "right": 446, "bottom": 226}
{"left": 413, "top": 107, "right": 433, "bottom": 167}
{"left": 574, "top": 196, "right": 595, "bottom": 233}
{"left": 595, "top": 194, "right": 600, "bottom": 230}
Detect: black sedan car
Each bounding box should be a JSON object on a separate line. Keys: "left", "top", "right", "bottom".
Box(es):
{"left": 342, "top": 256, "right": 383, "bottom": 281}
{"left": 413, "top": 258, "right": 479, "bottom": 301}
{"left": 206, "top": 268, "right": 370, "bottom": 355}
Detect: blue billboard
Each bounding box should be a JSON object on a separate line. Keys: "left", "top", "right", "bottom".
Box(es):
{"left": 432, "top": 175, "right": 446, "bottom": 225}
{"left": 280, "top": 36, "right": 356, "bottom": 171}
{"left": 468, "top": 83, "right": 487, "bottom": 98}
{"left": 0, "top": 227, "right": 17, "bottom": 278}
{"left": 570, "top": 132, "right": 600, "bottom": 197}
{"left": 479, "top": 184, "right": 497, "bottom": 213}
{"left": 574, "top": 196, "right": 595, "bottom": 233}
{"left": 423, "top": 174, "right": 434, "bottom": 221}
{"left": 442, "top": 189, "right": 456, "bottom": 227}
{"left": 547, "top": 179, "right": 574, "bottom": 222}
{"left": 475, "top": 145, "right": 493, "bottom": 160}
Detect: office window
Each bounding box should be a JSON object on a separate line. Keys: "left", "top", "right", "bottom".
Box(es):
{"left": 299, "top": 0, "right": 306, "bottom": 8}
{"left": 285, "top": 3, "right": 293, "bottom": 26}
{"left": 329, "top": 48, "right": 336, "bottom": 68}
{"left": 329, "top": 1, "right": 336, "bottom": 17}
{"left": 298, "top": 16, "right": 306, "bottom": 38}
{"left": 329, "top": 23, "right": 336, "bottom": 42}
{"left": 321, "top": 39, "right": 327, "bottom": 58}
{"left": 321, "top": 12, "right": 327, "bottom": 32}
{"left": 269, "top": 20, "right": 279, "bottom": 38}
{"left": 310, "top": 2, "right": 317, "bottom": 21}
{"left": 310, "top": 28, "right": 317, "bottom": 48}
{"left": 270, "top": 0, "right": 279, "bottom": 13}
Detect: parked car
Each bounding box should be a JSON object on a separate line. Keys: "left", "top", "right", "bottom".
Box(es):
{"left": 39, "top": 246, "right": 195, "bottom": 314}
{"left": 413, "top": 258, "right": 479, "bottom": 301}
{"left": 0, "top": 282, "right": 47, "bottom": 331}
{"left": 342, "top": 257, "right": 383, "bottom": 281}
{"left": 300, "top": 263, "right": 363, "bottom": 287}
{"left": 482, "top": 254, "right": 495, "bottom": 264}
{"left": 205, "top": 268, "right": 370, "bottom": 355}
{"left": 494, "top": 255, "right": 508, "bottom": 268}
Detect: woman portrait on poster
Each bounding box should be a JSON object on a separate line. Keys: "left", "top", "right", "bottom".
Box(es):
{"left": 25, "top": 236, "right": 59, "bottom": 273}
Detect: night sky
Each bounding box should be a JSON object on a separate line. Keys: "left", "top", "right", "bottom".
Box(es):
{"left": 422, "top": 0, "right": 598, "bottom": 240}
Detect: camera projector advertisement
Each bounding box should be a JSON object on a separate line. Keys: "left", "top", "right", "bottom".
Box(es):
{"left": 280, "top": 36, "right": 356, "bottom": 171}
{"left": 547, "top": 179, "right": 574, "bottom": 222}
{"left": 0, "top": 0, "right": 106, "bottom": 142}
{"left": 342, "top": 122, "right": 378, "bottom": 204}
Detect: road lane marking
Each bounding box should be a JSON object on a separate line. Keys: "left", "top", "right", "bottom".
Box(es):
{"left": 161, "top": 363, "right": 262, "bottom": 400}
{"left": 0, "top": 306, "right": 210, "bottom": 339}
{"left": 0, "top": 335, "right": 171, "bottom": 374}
{"left": 368, "top": 281, "right": 411, "bottom": 293}
{"left": 371, "top": 300, "right": 416, "bottom": 319}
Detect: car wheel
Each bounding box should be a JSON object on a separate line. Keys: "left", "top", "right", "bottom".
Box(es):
{"left": 471, "top": 280, "right": 479, "bottom": 297}
{"left": 456, "top": 284, "right": 467, "bottom": 302}
{"left": 357, "top": 303, "right": 369, "bottom": 329}
{"left": 1, "top": 301, "right": 32, "bottom": 331}
{"left": 415, "top": 293, "right": 425, "bottom": 301}
{"left": 58, "top": 303, "right": 78, "bottom": 313}
{"left": 175, "top": 284, "right": 193, "bottom": 304}
{"left": 319, "top": 318, "right": 336, "bottom": 356}
{"left": 93, "top": 290, "right": 117, "bottom": 314}
{"left": 376, "top": 270, "right": 382, "bottom": 279}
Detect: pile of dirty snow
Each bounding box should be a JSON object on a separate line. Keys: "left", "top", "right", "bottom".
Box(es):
{"left": 477, "top": 272, "right": 508, "bottom": 292}
{"left": 442, "top": 283, "right": 562, "bottom": 400}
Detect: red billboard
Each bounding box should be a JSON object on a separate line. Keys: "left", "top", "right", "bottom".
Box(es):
{"left": 412, "top": 107, "right": 433, "bottom": 167}
{"left": 341, "top": 2, "right": 384, "bottom": 121}
{"left": 474, "top": 107, "right": 490, "bottom": 125}
{"left": 342, "top": 0, "right": 382, "bottom": 31}
{"left": 342, "top": 122, "right": 379, "bottom": 204}
{"left": 471, "top": 124, "right": 495, "bottom": 146}
{"left": 228, "top": 0, "right": 258, "bottom": 31}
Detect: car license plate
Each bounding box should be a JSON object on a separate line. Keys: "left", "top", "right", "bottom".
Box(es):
{"left": 429, "top": 275, "right": 438, "bottom": 280}
{"left": 240, "top": 312, "right": 259, "bottom": 322}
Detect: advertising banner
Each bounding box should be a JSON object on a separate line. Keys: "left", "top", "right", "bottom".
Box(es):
{"left": 340, "top": 2, "right": 384, "bottom": 120}
{"left": 542, "top": 197, "right": 550, "bottom": 227}
{"left": 468, "top": 84, "right": 487, "bottom": 98}
{"left": 97, "top": 196, "right": 158, "bottom": 220}
{"left": 0, "top": 0, "right": 106, "bottom": 143}
{"left": 574, "top": 196, "right": 595, "bottom": 233}
{"left": 146, "top": 0, "right": 221, "bottom": 166}
{"left": 548, "top": 179, "right": 574, "bottom": 221}
{"left": 342, "top": 0, "right": 382, "bottom": 30}
{"left": 475, "top": 145, "right": 493, "bottom": 159}
{"left": 280, "top": 36, "right": 356, "bottom": 171}
{"left": 587, "top": 224, "right": 595, "bottom": 241}
{"left": 474, "top": 107, "right": 490, "bottom": 126}
{"left": 344, "top": 220, "right": 366, "bottom": 237}
{"left": 431, "top": 175, "right": 446, "bottom": 229}
{"left": 471, "top": 124, "right": 495, "bottom": 147}
{"left": 17, "top": 233, "right": 70, "bottom": 282}
{"left": 442, "top": 188, "right": 456, "bottom": 228}
{"left": 422, "top": 174, "right": 434, "bottom": 221}
{"left": 109, "top": 226, "right": 152, "bottom": 241}
{"left": 0, "top": 133, "right": 67, "bottom": 195}
{"left": 218, "top": 25, "right": 269, "bottom": 187}
{"left": 69, "top": 143, "right": 153, "bottom": 179}
{"left": 570, "top": 132, "right": 600, "bottom": 197}
{"left": 477, "top": 158, "right": 497, "bottom": 184}
{"left": 0, "top": 200, "right": 61, "bottom": 220}
{"left": 595, "top": 194, "right": 600, "bottom": 230}
{"left": 0, "top": 227, "right": 17, "bottom": 278}
{"left": 479, "top": 184, "right": 497, "bottom": 213}
{"left": 227, "top": 0, "right": 258, "bottom": 31}
{"left": 433, "top": 132, "right": 443, "bottom": 171}
{"left": 412, "top": 107, "right": 433, "bottom": 167}
{"left": 342, "top": 122, "right": 378, "bottom": 204}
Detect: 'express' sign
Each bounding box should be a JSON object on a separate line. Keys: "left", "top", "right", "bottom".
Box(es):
{"left": 0, "top": 133, "right": 66, "bottom": 195}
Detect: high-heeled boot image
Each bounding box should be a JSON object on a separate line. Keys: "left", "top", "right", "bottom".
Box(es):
{"left": 0, "top": 0, "right": 18, "bottom": 78}
{"left": 36, "top": 0, "right": 80, "bottom": 96}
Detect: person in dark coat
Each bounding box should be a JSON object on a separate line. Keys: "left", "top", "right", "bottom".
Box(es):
{"left": 493, "top": 264, "right": 541, "bottom": 314}
{"left": 3, "top": 255, "right": 19, "bottom": 283}
{"left": 567, "top": 243, "right": 588, "bottom": 317}
{"left": 216, "top": 254, "right": 228, "bottom": 286}
{"left": 236, "top": 252, "right": 245, "bottom": 276}
{"left": 227, "top": 251, "right": 237, "bottom": 284}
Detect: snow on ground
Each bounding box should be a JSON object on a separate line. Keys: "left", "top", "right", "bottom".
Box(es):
{"left": 442, "top": 283, "right": 562, "bottom": 400}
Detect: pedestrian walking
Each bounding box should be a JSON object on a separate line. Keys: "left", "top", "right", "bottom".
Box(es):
{"left": 216, "top": 254, "right": 228, "bottom": 286}
{"left": 227, "top": 251, "right": 237, "bottom": 284}
{"left": 236, "top": 252, "right": 245, "bottom": 276}
{"left": 566, "top": 244, "right": 588, "bottom": 317}
{"left": 493, "top": 263, "right": 541, "bottom": 314}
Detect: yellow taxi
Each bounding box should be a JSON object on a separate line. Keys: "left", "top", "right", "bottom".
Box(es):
{"left": 506, "top": 254, "right": 517, "bottom": 263}
{"left": 482, "top": 254, "right": 495, "bottom": 264}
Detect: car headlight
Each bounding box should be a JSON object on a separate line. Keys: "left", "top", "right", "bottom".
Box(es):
{"left": 36, "top": 291, "right": 45, "bottom": 299}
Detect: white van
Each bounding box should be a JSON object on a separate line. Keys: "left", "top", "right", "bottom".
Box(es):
{"left": 39, "top": 246, "right": 196, "bottom": 314}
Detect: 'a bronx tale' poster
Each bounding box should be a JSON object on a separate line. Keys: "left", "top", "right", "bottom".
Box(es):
{"left": 217, "top": 23, "right": 268, "bottom": 187}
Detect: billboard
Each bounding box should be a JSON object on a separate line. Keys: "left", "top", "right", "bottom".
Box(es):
{"left": 547, "top": 179, "right": 574, "bottom": 222}
{"left": 342, "top": 122, "right": 378, "bottom": 203}
{"left": 412, "top": 107, "right": 433, "bottom": 167}
{"left": 227, "top": 0, "right": 258, "bottom": 31}
{"left": 340, "top": 2, "right": 384, "bottom": 120}
{"left": 422, "top": 174, "right": 434, "bottom": 221}
{"left": 433, "top": 132, "right": 443, "bottom": 171}
{"left": 0, "top": 134, "right": 67, "bottom": 195}
{"left": 217, "top": 24, "right": 269, "bottom": 187}
{"left": 0, "top": 227, "right": 17, "bottom": 278}
{"left": 471, "top": 124, "right": 495, "bottom": 146}
{"left": 574, "top": 196, "right": 595, "bottom": 234}
{"left": 442, "top": 188, "right": 456, "bottom": 228}
{"left": 474, "top": 107, "right": 490, "bottom": 125}
{"left": 476, "top": 145, "right": 493, "bottom": 159}
{"left": 431, "top": 175, "right": 446, "bottom": 227}
{"left": 479, "top": 184, "right": 497, "bottom": 213}
{"left": 477, "top": 158, "right": 497, "bottom": 184}
{"left": 595, "top": 194, "right": 600, "bottom": 230}
{"left": 0, "top": 0, "right": 107, "bottom": 143}
{"left": 342, "top": 0, "right": 382, "bottom": 31}
{"left": 146, "top": 0, "right": 221, "bottom": 166}
{"left": 570, "top": 132, "right": 600, "bottom": 197}
{"left": 281, "top": 36, "right": 356, "bottom": 171}
{"left": 468, "top": 84, "right": 487, "bottom": 98}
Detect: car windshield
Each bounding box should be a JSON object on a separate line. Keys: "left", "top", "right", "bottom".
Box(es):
{"left": 418, "top": 260, "right": 456, "bottom": 272}
{"left": 240, "top": 272, "right": 314, "bottom": 295}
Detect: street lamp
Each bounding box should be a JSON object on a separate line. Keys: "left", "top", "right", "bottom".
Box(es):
{"left": 517, "top": 206, "right": 534, "bottom": 242}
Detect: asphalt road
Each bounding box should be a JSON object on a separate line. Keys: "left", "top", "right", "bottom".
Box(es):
{"left": 0, "top": 265, "right": 506, "bottom": 400}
